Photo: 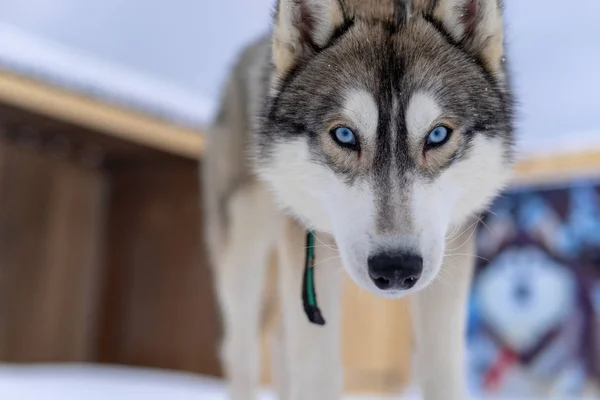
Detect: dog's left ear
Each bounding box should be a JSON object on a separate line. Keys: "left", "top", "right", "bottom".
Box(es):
{"left": 427, "top": 0, "right": 505, "bottom": 74}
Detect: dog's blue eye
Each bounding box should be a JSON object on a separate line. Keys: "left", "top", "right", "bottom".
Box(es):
{"left": 427, "top": 126, "right": 451, "bottom": 146}
{"left": 333, "top": 127, "right": 356, "bottom": 146}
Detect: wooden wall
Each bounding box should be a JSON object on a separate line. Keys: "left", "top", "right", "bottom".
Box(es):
{"left": 97, "top": 161, "right": 220, "bottom": 374}
{"left": 0, "top": 103, "right": 221, "bottom": 377}
{"left": 0, "top": 140, "right": 106, "bottom": 362}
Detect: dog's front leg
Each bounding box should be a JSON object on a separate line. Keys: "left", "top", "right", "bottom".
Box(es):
{"left": 410, "top": 224, "right": 476, "bottom": 400}
{"left": 277, "top": 217, "right": 343, "bottom": 400}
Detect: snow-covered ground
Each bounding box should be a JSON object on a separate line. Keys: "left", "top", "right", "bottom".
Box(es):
{"left": 0, "top": 364, "right": 409, "bottom": 400}
{"left": 1, "top": 363, "right": 597, "bottom": 400}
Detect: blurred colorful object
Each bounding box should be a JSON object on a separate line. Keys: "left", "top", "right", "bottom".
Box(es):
{"left": 468, "top": 181, "right": 600, "bottom": 397}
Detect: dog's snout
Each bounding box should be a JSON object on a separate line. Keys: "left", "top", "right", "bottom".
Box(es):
{"left": 367, "top": 252, "right": 423, "bottom": 290}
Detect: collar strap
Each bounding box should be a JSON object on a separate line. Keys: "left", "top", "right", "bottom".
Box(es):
{"left": 302, "top": 231, "right": 326, "bottom": 325}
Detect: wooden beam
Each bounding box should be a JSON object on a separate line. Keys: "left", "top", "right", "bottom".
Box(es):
{"left": 0, "top": 70, "right": 204, "bottom": 159}
{"left": 513, "top": 150, "right": 600, "bottom": 186}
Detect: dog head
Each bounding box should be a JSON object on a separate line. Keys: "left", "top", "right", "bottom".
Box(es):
{"left": 256, "top": 0, "right": 515, "bottom": 297}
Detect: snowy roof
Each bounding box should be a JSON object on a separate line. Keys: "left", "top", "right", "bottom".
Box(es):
{"left": 0, "top": 23, "right": 213, "bottom": 130}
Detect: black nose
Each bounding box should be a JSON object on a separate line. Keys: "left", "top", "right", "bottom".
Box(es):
{"left": 367, "top": 252, "right": 423, "bottom": 290}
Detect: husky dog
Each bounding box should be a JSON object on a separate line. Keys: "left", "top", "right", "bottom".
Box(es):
{"left": 201, "top": 0, "right": 514, "bottom": 399}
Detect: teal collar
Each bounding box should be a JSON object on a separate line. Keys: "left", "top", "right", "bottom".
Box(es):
{"left": 302, "top": 231, "right": 326, "bottom": 325}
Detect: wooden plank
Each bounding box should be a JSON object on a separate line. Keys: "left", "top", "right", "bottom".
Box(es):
{"left": 0, "top": 142, "right": 52, "bottom": 361}
{"left": 0, "top": 71, "right": 204, "bottom": 159}
{"left": 97, "top": 161, "right": 221, "bottom": 376}
{"left": 513, "top": 150, "right": 600, "bottom": 186}
{"left": 43, "top": 159, "right": 107, "bottom": 360}
{"left": 0, "top": 103, "right": 202, "bottom": 163}
{"left": 0, "top": 140, "right": 107, "bottom": 361}
{"left": 341, "top": 281, "right": 413, "bottom": 394}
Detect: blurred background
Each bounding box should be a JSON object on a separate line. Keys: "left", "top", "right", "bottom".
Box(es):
{"left": 0, "top": 0, "right": 599, "bottom": 399}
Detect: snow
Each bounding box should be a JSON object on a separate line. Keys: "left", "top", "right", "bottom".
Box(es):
{"left": 0, "top": 23, "right": 214, "bottom": 129}
{"left": 0, "top": 364, "right": 403, "bottom": 400}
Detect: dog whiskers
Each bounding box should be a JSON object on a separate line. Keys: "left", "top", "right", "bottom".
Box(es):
{"left": 477, "top": 214, "right": 492, "bottom": 235}
{"left": 434, "top": 273, "right": 450, "bottom": 288}
{"left": 303, "top": 244, "right": 340, "bottom": 251}
{"left": 446, "top": 219, "right": 479, "bottom": 245}
{"left": 445, "top": 220, "right": 480, "bottom": 252}
{"left": 486, "top": 209, "right": 499, "bottom": 217}
{"left": 433, "top": 267, "right": 453, "bottom": 288}
{"left": 311, "top": 255, "right": 342, "bottom": 268}
{"left": 445, "top": 224, "right": 463, "bottom": 242}
{"left": 445, "top": 253, "right": 490, "bottom": 263}
{"left": 312, "top": 234, "right": 339, "bottom": 251}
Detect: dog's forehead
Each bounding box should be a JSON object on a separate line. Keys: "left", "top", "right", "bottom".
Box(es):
{"left": 306, "top": 19, "right": 485, "bottom": 110}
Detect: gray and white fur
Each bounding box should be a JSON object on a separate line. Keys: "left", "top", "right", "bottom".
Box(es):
{"left": 201, "top": 0, "right": 515, "bottom": 399}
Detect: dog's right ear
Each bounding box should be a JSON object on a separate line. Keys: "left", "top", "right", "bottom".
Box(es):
{"left": 422, "top": 0, "right": 505, "bottom": 74}
{"left": 272, "top": 0, "right": 344, "bottom": 73}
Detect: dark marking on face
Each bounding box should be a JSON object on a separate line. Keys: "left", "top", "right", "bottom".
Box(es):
{"left": 393, "top": 0, "right": 409, "bottom": 25}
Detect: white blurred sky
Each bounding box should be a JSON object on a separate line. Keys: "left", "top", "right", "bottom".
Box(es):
{"left": 0, "top": 0, "right": 599, "bottom": 154}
